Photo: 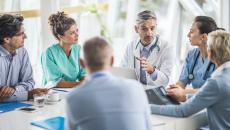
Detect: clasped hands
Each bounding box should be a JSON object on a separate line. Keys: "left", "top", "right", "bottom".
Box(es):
{"left": 0, "top": 86, "right": 15, "bottom": 100}
{"left": 0, "top": 86, "right": 48, "bottom": 101}
{"left": 166, "top": 84, "right": 187, "bottom": 102}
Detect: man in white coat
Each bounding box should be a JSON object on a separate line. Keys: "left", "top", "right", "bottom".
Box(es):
{"left": 120, "top": 10, "right": 174, "bottom": 86}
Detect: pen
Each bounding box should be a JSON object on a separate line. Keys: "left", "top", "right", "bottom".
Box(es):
{"left": 135, "top": 56, "right": 141, "bottom": 61}
{"left": 51, "top": 88, "right": 69, "bottom": 92}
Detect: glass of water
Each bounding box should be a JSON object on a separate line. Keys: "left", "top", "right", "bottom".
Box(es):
{"left": 33, "top": 94, "right": 45, "bottom": 108}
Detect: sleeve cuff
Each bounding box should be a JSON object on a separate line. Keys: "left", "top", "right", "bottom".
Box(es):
{"left": 14, "top": 85, "right": 29, "bottom": 101}
{"left": 13, "top": 91, "right": 28, "bottom": 101}
{"left": 3, "top": 91, "right": 28, "bottom": 102}
{"left": 151, "top": 104, "right": 162, "bottom": 114}
{"left": 186, "top": 94, "right": 194, "bottom": 100}
{"left": 149, "top": 69, "right": 158, "bottom": 81}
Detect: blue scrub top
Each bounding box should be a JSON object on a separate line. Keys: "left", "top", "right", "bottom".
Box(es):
{"left": 179, "top": 48, "right": 216, "bottom": 88}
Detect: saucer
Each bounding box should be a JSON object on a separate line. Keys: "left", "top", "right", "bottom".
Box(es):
{"left": 45, "top": 99, "right": 61, "bottom": 105}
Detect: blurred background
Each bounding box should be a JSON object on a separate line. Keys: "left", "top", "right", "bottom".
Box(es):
{"left": 0, "top": 0, "right": 229, "bottom": 86}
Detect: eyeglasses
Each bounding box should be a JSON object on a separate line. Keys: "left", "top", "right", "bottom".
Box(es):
{"left": 14, "top": 31, "right": 26, "bottom": 37}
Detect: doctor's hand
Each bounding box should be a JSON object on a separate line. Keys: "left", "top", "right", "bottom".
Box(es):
{"left": 140, "top": 57, "right": 155, "bottom": 74}
{"left": 166, "top": 84, "right": 186, "bottom": 102}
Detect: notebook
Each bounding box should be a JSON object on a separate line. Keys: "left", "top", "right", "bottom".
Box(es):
{"left": 0, "top": 102, "right": 32, "bottom": 113}
{"left": 31, "top": 116, "right": 65, "bottom": 130}
{"left": 145, "top": 86, "right": 179, "bottom": 105}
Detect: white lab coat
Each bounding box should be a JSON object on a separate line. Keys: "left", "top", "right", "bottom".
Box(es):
{"left": 120, "top": 37, "right": 174, "bottom": 87}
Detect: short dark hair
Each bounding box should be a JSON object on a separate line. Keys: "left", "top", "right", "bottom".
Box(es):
{"left": 48, "top": 11, "right": 76, "bottom": 40}
{"left": 83, "top": 37, "right": 112, "bottom": 71}
{"left": 194, "top": 16, "right": 218, "bottom": 34}
{"left": 0, "top": 14, "right": 24, "bottom": 45}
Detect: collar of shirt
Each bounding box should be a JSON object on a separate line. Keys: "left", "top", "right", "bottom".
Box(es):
{"left": 89, "top": 70, "right": 112, "bottom": 80}
{"left": 212, "top": 61, "right": 230, "bottom": 77}
{"left": 0, "top": 45, "right": 11, "bottom": 56}
{"left": 199, "top": 56, "right": 210, "bottom": 66}
{"left": 139, "top": 36, "right": 157, "bottom": 52}
{"left": 0, "top": 45, "right": 18, "bottom": 57}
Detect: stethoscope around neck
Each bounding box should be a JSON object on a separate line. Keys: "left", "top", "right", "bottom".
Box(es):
{"left": 133, "top": 35, "right": 160, "bottom": 68}
{"left": 188, "top": 50, "right": 214, "bottom": 80}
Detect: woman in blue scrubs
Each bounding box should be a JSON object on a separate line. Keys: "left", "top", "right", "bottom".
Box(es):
{"left": 151, "top": 30, "right": 230, "bottom": 130}
{"left": 41, "top": 12, "right": 86, "bottom": 88}
{"left": 167, "top": 16, "right": 221, "bottom": 102}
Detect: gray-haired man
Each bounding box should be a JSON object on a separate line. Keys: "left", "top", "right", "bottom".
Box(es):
{"left": 120, "top": 10, "right": 174, "bottom": 86}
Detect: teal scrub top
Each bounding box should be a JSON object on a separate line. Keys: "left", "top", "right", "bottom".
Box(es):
{"left": 41, "top": 43, "right": 86, "bottom": 86}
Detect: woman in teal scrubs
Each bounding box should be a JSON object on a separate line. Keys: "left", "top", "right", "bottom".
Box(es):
{"left": 41, "top": 12, "right": 86, "bottom": 88}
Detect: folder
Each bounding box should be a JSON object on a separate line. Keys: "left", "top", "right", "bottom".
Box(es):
{"left": 31, "top": 116, "right": 65, "bottom": 130}
{"left": 0, "top": 102, "right": 32, "bottom": 113}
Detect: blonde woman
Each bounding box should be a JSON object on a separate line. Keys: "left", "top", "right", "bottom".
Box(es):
{"left": 151, "top": 30, "right": 230, "bottom": 130}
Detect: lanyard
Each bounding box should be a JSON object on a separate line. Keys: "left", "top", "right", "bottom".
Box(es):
{"left": 90, "top": 72, "right": 107, "bottom": 79}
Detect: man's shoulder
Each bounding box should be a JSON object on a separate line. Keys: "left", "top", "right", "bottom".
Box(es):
{"left": 119, "top": 78, "right": 140, "bottom": 85}
{"left": 17, "top": 47, "right": 27, "bottom": 52}
{"left": 67, "top": 81, "right": 93, "bottom": 96}
{"left": 66, "top": 82, "right": 96, "bottom": 103}
{"left": 110, "top": 78, "right": 146, "bottom": 99}
{"left": 67, "top": 86, "right": 83, "bottom": 101}
{"left": 157, "top": 37, "right": 170, "bottom": 48}
{"left": 16, "top": 47, "right": 28, "bottom": 56}
{"left": 111, "top": 77, "right": 143, "bottom": 90}
{"left": 70, "top": 77, "right": 141, "bottom": 94}
{"left": 126, "top": 38, "right": 139, "bottom": 47}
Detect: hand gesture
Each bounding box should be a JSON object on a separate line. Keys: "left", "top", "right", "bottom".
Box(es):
{"left": 140, "top": 57, "right": 155, "bottom": 74}
{"left": 166, "top": 84, "right": 186, "bottom": 102}
{"left": 0, "top": 86, "right": 15, "bottom": 99}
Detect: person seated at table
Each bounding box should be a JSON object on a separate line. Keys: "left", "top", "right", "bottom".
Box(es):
{"left": 120, "top": 10, "right": 174, "bottom": 86}
{"left": 167, "top": 16, "right": 221, "bottom": 102}
{"left": 66, "top": 37, "right": 152, "bottom": 130}
{"left": 0, "top": 14, "right": 48, "bottom": 102}
{"left": 41, "top": 12, "right": 86, "bottom": 88}
{"left": 151, "top": 30, "right": 230, "bottom": 130}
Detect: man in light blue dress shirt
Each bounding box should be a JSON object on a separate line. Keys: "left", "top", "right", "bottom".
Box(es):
{"left": 151, "top": 30, "right": 230, "bottom": 130}
{"left": 0, "top": 14, "right": 47, "bottom": 102}
{"left": 66, "top": 37, "right": 152, "bottom": 130}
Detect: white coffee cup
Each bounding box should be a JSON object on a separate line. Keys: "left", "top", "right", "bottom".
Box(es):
{"left": 46, "top": 92, "right": 60, "bottom": 102}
